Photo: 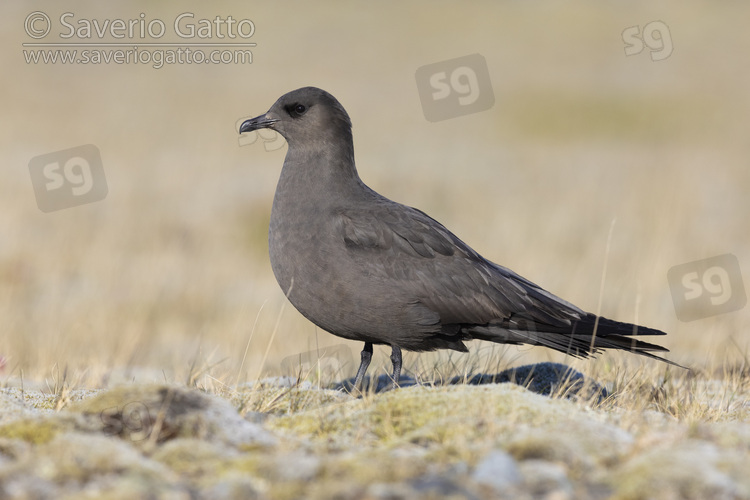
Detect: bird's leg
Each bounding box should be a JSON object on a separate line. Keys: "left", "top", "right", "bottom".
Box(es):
{"left": 390, "top": 345, "right": 402, "bottom": 390}
{"left": 352, "top": 342, "right": 373, "bottom": 392}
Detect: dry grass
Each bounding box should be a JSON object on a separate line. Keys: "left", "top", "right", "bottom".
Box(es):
{"left": 1, "top": 1, "right": 749, "bottom": 426}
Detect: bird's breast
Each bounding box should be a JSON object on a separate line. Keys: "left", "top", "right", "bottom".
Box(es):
{"left": 268, "top": 199, "right": 343, "bottom": 313}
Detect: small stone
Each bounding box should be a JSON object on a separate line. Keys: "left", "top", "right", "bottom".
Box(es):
{"left": 520, "top": 460, "right": 573, "bottom": 499}
{"left": 472, "top": 449, "right": 522, "bottom": 491}
{"left": 273, "top": 452, "right": 321, "bottom": 482}
{"left": 365, "top": 482, "right": 415, "bottom": 499}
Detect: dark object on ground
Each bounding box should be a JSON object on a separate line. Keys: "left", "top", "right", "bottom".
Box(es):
{"left": 460, "top": 362, "right": 609, "bottom": 400}
{"left": 239, "top": 87, "right": 681, "bottom": 392}
{"left": 334, "top": 362, "right": 608, "bottom": 401}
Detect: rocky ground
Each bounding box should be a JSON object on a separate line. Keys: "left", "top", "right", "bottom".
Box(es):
{"left": 0, "top": 363, "right": 749, "bottom": 500}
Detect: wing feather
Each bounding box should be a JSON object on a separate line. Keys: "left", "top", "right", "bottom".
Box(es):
{"left": 334, "top": 201, "right": 585, "bottom": 328}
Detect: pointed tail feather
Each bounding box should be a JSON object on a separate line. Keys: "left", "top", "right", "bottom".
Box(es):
{"left": 466, "top": 313, "right": 685, "bottom": 368}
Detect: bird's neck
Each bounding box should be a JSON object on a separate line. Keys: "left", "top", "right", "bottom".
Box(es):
{"left": 277, "top": 137, "right": 365, "bottom": 205}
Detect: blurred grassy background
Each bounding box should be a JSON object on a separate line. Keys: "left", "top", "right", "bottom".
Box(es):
{"left": 1, "top": 1, "right": 748, "bottom": 388}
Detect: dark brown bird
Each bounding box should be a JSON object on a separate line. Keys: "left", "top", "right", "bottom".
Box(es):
{"left": 239, "top": 87, "right": 679, "bottom": 391}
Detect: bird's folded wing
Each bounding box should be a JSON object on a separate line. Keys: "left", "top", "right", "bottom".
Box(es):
{"left": 333, "top": 202, "right": 586, "bottom": 328}
{"left": 337, "top": 203, "right": 455, "bottom": 258}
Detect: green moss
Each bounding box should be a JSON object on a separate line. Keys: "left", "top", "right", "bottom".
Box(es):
{"left": 218, "top": 454, "right": 264, "bottom": 476}
{"left": 268, "top": 398, "right": 363, "bottom": 444}
{"left": 70, "top": 384, "right": 207, "bottom": 416}
{"left": 0, "top": 418, "right": 64, "bottom": 444}
{"left": 266, "top": 481, "right": 308, "bottom": 500}
{"left": 0, "top": 377, "right": 746, "bottom": 498}
{"left": 268, "top": 384, "right": 572, "bottom": 451}
{"left": 504, "top": 433, "right": 593, "bottom": 479}
{"left": 322, "top": 448, "right": 428, "bottom": 485}
{"left": 67, "top": 384, "right": 246, "bottom": 445}
{"left": 151, "top": 438, "right": 230, "bottom": 477}
{"left": 369, "top": 391, "right": 448, "bottom": 439}
{"left": 609, "top": 440, "right": 737, "bottom": 500}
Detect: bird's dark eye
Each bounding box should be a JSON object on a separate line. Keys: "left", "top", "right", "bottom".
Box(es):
{"left": 291, "top": 104, "right": 307, "bottom": 117}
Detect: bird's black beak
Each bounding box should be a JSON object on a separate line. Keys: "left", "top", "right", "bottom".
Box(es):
{"left": 239, "top": 113, "right": 277, "bottom": 134}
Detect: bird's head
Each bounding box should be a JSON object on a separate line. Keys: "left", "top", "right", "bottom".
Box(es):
{"left": 239, "top": 87, "right": 352, "bottom": 148}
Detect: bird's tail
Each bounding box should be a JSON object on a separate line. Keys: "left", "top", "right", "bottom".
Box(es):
{"left": 467, "top": 313, "right": 684, "bottom": 368}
